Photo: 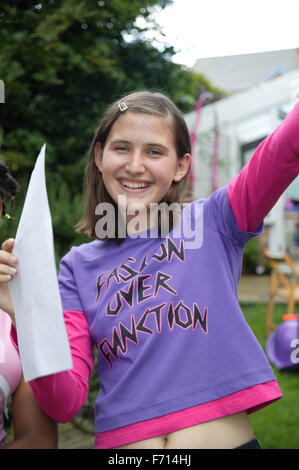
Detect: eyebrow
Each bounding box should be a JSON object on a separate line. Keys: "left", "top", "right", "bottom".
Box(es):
{"left": 110, "top": 140, "right": 130, "bottom": 145}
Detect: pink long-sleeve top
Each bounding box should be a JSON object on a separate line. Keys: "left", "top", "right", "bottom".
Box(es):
{"left": 0, "top": 310, "right": 22, "bottom": 447}
{"left": 10, "top": 100, "right": 299, "bottom": 448}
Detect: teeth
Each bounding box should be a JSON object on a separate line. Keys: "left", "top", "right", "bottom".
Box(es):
{"left": 122, "top": 181, "right": 149, "bottom": 189}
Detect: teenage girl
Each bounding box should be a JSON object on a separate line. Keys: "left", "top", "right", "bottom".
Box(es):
{"left": 0, "top": 91, "right": 298, "bottom": 449}
{"left": 0, "top": 163, "right": 57, "bottom": 448}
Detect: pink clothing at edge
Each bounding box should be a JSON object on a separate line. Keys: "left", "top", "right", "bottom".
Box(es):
{"left": 10, "top": 100, "right": 299, "bottom": 448}
{"left": 0, "top": 310, "right": 22, "bottom": 447}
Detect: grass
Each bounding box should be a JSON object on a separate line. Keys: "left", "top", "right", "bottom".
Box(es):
{"left": 242, "top": 303, "right": 299, "bottom": 449}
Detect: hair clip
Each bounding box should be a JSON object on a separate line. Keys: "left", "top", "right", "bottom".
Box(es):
{"left": 118, "top": 102, "right": 128, "bottom": 112}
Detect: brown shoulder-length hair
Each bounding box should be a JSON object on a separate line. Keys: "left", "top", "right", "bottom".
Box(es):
{"left": 76, "top": 90, "right": 192, "bottom": 242}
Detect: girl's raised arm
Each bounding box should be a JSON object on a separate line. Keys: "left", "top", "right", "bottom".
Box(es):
{"left": 228, "top": 100, "right": 299, "bottom": 232}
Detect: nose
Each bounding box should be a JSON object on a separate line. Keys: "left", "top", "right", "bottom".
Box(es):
{"left": 125, "top": 150, "right": 145, "bottom": 174}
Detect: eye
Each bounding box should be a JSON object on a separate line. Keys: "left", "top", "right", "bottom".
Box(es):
{"left": 147, "top": 149, "right": 162, "bottom": 156}
{"left": 115, "top": 146, "right": 129, "bottom": 152}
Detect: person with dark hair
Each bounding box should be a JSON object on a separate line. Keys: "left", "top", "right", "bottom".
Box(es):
{"left": 0, "top": 163, "right": 57, "bottom": 449}
{"left": 0, "top": 91, "right": 298, "bottom": 449}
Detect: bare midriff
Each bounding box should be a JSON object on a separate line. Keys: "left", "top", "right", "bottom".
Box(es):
{"left": 115, "top": 411, "right": 254, "bottom": 449}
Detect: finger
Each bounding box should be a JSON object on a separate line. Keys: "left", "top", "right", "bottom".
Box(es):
{"left": 0, "top": 250, "right": 18, "bottom": 265}
{"left": 1, "top": 238, "right": 15, "bottom": 252}
{"left": 0, "top": 263, "right": 18, "bottom": 276}
{"left": 0, "top": 273, "right": 13, "bottom": 282}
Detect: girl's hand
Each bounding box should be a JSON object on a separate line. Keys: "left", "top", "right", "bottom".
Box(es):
{"left": 0, "top": 238, "right": 18, "bottom": 325}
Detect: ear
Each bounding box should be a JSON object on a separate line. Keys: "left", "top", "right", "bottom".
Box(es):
{"left": 94, "top": 142, "right": 103, "bottom": 173}
{"left": 173, "top": 153, "right": 191, "bottom": 182}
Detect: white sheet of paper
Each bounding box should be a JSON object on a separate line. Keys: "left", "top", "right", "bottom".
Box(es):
{"left": 9, "top": 144, "right": 73, "bottom": 382}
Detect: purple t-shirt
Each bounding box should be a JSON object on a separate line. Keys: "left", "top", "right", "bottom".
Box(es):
{"left": 59, "top": 186, "right": 276, "bottom": 434}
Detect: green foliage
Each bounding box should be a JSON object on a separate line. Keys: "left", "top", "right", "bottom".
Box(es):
{"left": 47, "top": 175, "right": 90, "bottom": 263}
{"left": 243, "top": 238, "right": 260, "bottom": 273}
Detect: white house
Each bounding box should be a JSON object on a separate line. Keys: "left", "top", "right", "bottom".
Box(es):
{"left": 184, "top": 69, "right": 299, "bottom": 256}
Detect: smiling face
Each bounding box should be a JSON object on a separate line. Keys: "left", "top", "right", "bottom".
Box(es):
{"left": 94, "top": 112, "right": 190, "bottom": 224}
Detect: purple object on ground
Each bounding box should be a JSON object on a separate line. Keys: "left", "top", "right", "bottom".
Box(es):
{"left": 266, "top": 315, "right": 299, "bottom": 370}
